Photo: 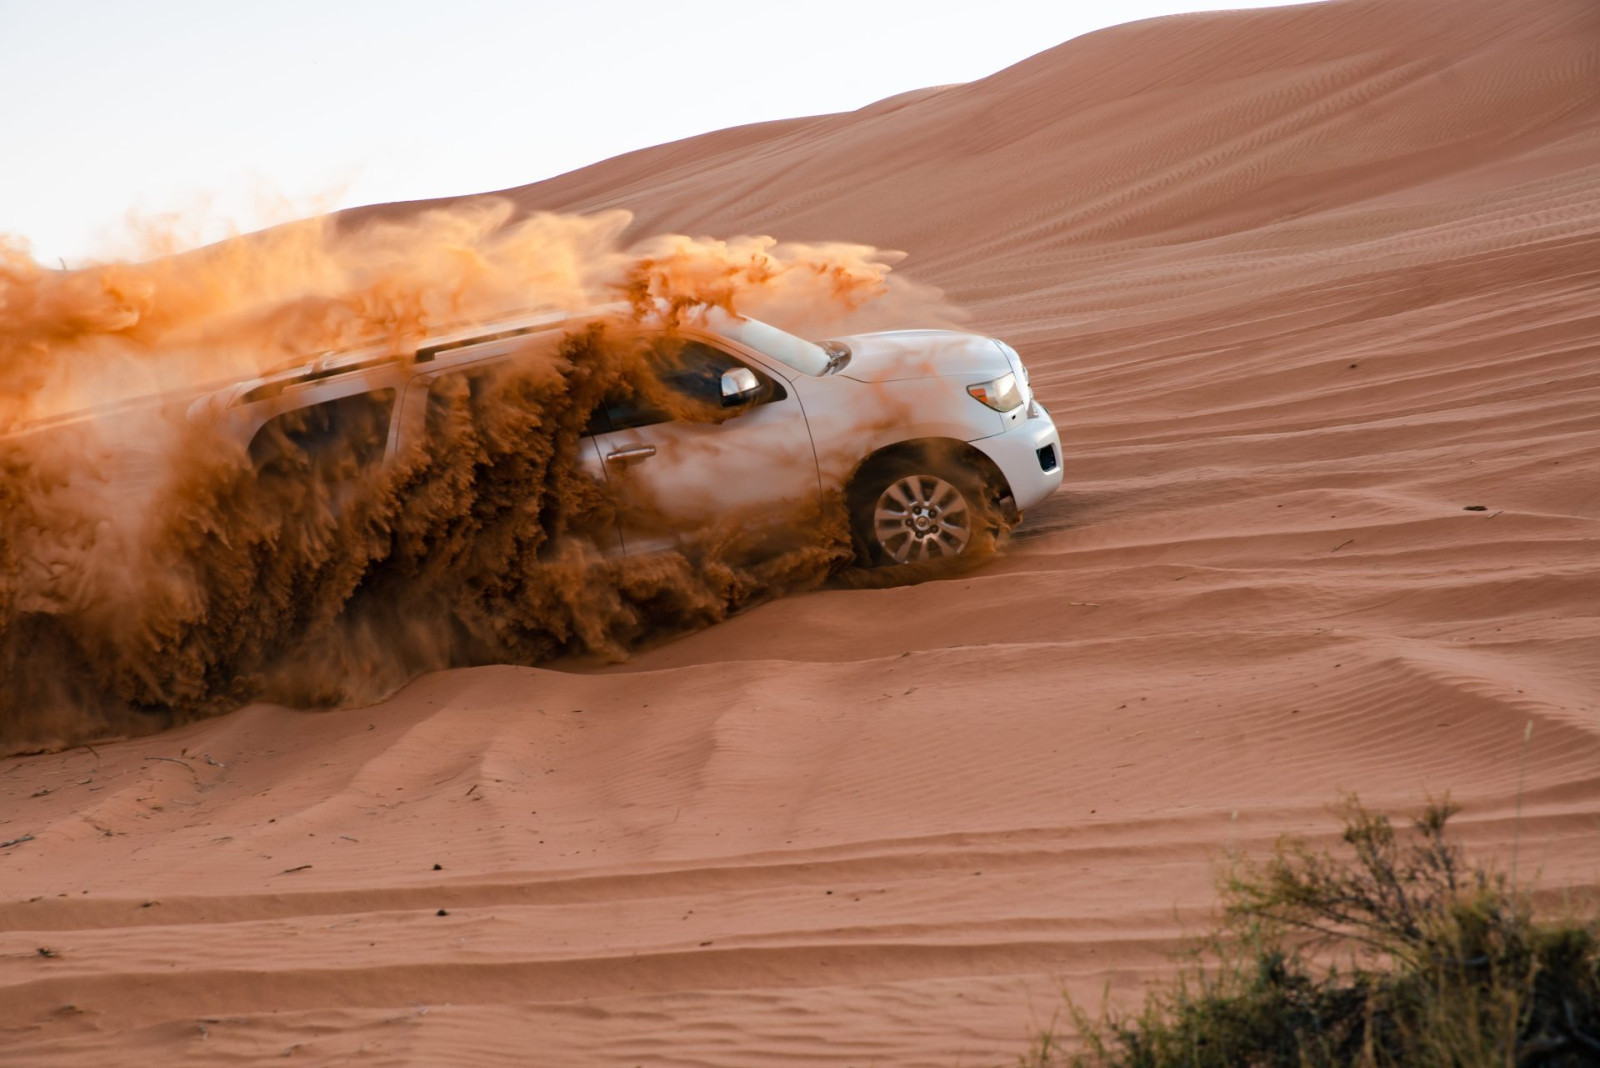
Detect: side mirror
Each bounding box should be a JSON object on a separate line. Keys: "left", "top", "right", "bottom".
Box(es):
{"left": 720, "top": 367, "right": 762, "bottom": 407}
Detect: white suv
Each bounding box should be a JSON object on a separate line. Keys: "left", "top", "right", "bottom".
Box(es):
{"left": 194, "top": 306, "right": 1063, "bottom": 566}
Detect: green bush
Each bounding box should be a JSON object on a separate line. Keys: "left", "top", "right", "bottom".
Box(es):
{"left": 1027, "top": 799, "right": 1600, "bottom": 1068}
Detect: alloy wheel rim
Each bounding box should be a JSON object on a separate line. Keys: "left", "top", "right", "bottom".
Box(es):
{"left": 872, "top": 474, "right": 972, "bottom": 564}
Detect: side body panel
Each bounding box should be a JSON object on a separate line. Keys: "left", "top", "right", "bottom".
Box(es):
{"left": 791, "top": 373, "right": 1005, "bottom": 489}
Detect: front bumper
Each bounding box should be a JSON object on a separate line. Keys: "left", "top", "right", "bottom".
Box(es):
{"left": 969, "top": 404, "right": 1063, "bottom": 513}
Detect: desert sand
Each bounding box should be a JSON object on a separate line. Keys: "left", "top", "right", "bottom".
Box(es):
{"left": 4, "top": 0, "right": 1600, "bottom": 1063}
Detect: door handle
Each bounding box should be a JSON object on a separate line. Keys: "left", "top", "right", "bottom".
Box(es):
{"left": 606, "top": 444, "right": 657, "bottom": 463}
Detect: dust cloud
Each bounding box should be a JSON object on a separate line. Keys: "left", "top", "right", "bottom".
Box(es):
{"left": 0, "top": 203, "right": 957, "bottom": 755}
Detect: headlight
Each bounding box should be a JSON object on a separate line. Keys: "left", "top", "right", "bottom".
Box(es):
{"left": 967, "top": 372, "right": 1022, "bottom": 412}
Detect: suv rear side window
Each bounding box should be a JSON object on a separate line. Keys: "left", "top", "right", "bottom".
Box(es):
{"left": 426, "top": 364, "right": 620, "bottom": 446}
{"left": 424, "top": 370, "right": 494, "bottom": 441}
{"left": 248, "top": 390, "right": 396, "bottom": 476}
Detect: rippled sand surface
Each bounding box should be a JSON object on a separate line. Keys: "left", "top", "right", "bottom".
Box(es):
{"left": 5, "top": 0, "right": 1599, "bottom": 1063}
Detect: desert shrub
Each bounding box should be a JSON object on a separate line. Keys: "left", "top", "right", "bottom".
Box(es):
{"left": 1025, "top": 799, "right": 1600, "bottom": 1068}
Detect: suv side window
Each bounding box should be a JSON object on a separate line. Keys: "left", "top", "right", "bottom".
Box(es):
{"left": 605, "top": 339, "right": 786, "bottom": 432}
{"left": 248, "top": 389, "right": 395, "bottom": 476}
{"left": 582, "top": 404, "right": 612, "bottom": 437}
{"left": 428, "top": 366, "right": 612, "bottom": 439}
{"left": 424, "top": 369, "right": 493, "bottom": 440}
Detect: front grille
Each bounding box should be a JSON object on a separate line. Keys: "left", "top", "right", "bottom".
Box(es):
{"left": 1037, "top": 444, "right": 1058, "bottom": 472}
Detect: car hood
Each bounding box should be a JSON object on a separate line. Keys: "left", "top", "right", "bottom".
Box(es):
{"left": 828, "top": 329, "right": 1011, "bottom": 383}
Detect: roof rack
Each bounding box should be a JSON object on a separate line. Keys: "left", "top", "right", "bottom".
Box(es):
{"left": 236, "top": 353, "right": 400, "bottom": 405}
{"left": 230, "top": 308, "right": 579, "bottom": 407}
{"left": 416, "top": 321, "right": 555, "bottom": 363}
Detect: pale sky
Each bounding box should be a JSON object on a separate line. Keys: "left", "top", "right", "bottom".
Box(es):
{"left": 2, "top": 0, "right": 1318, "bottom": 266}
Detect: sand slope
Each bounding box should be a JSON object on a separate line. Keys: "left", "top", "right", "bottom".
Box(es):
{"left": 5, "top": 0, "right": 1600, "bottom": 1063}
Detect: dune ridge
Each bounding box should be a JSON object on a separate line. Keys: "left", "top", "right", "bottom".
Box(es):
{"left": 4, "top": 0, "right": 1600, "bottom": 1063}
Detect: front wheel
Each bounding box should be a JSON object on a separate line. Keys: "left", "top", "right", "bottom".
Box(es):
{"left": 852, "top": 459, "right": 988, "bottom": 566}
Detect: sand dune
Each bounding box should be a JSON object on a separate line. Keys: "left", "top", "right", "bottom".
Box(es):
{"left": 5, "top": 0, "right": 1600, "bottom": 1063}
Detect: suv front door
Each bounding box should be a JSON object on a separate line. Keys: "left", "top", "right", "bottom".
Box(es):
{"left": 589, "top": 334, "right": 820, "bottom": 554}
